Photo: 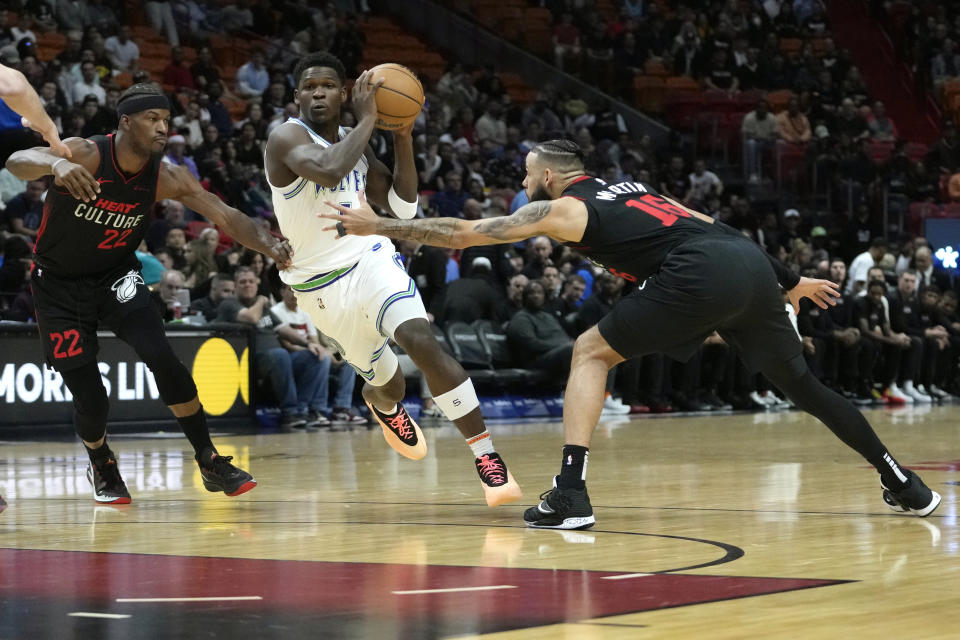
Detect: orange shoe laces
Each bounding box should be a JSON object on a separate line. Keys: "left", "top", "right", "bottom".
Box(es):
{"left": 476, "top": 454, "right": 506, "bottom": 485}
{"left": 388, "top": 411, "right": 413, "bottom": 439}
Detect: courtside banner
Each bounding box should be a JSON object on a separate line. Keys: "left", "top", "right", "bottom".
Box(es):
{"left": 0, "top": 324, "right": 254, "bottom": 426}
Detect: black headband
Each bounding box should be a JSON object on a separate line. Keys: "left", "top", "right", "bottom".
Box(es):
{"left": 117, "top": 94, "right": 170, "bottom": 116}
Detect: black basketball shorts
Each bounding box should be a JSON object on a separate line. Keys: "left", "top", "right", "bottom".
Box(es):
{"left": 30, "top": 260, "right": 155, "bottom": 372}
{"left": 598, "top": 235, "right": 806, "bottom": 378}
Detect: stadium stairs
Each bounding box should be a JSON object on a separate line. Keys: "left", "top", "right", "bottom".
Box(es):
{"left": 825, "top": 0, "right": 940, "bottom": 144}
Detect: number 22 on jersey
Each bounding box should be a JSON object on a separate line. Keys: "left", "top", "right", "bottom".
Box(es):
{"left": 97, "top": 228, "right": 133, "bottom": 250}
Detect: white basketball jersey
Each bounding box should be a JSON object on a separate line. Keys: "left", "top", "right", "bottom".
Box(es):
{"left": 267, "top": 118, "right": 382, "bottom": 284}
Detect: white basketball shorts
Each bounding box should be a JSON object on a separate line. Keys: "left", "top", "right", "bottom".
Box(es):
{"left": 291, "top": 240, "right": 428, "bottom": 386}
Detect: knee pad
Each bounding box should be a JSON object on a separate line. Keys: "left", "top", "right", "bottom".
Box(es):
{"left": 60, "top": 363, "right": 109, "bottom": 442}
{"left": 150, "top": 356, "right": 197, "bottom": 406}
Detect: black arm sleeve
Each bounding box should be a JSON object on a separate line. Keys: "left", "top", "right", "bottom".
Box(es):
{"left": 714, "top": 220, "right": 801, "bottom": 290}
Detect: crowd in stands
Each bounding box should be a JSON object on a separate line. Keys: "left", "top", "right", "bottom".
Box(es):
{"left": 3, "top": 0, "right": 960, "bottom": 423}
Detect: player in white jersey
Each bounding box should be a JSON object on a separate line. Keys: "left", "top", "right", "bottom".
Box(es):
{"left": 263, "top": 52, "right": 521, "bottom": 506}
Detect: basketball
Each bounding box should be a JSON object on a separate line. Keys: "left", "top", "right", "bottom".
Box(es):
{"left": 367, "top": 63, "right": 424, "bottom": 130}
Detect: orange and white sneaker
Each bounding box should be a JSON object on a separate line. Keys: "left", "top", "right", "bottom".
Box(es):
{"left": 476, "top": 452, "right": 523, "bottom": 507}
{"left": 365, "top": 400, "right": 427, "bottom": 460}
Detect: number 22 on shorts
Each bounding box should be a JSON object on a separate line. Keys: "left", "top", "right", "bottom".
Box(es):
{"left": 50, "top": 329, "right": 83, "bottom": 358}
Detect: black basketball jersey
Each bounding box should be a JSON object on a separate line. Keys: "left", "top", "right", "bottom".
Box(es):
{"left": 35, "top": 134, "right": 161, "bottom": 277}
{"left": 562, "top": 176, "right": 723, "bottom": 284}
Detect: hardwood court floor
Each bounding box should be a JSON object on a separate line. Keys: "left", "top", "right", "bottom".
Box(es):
{"left": 0, "top": 406, "right": 958, "bottom": 639}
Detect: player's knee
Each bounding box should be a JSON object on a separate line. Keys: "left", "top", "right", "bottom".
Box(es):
{"left": 572, "top": 328, "right": 621, "bottom": 369}
{"left": 393, "top": 319, "right": 439, "bottom": 358}
{"left": 60, "top": 364, "right": 110, "bottom": 439}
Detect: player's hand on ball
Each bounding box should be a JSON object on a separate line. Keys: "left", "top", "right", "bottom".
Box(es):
{"left": 788, "top": 276, "right": 840, "bottom": 315}
{"left": 320, "top": 190, "right": 380, "bottom": 238}
{"left": 352, "top": 70, "right": 384, "bottom": 124}
{"left": 269, "top": 238, "right": 294, "bottom": 269}
{"left": 392, "top": 118, "right": 415, "bottom": 138}
{"left": 53, "top": 158, "right": 100, "bottom": 202}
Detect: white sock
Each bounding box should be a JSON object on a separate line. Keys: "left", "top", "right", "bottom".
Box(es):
{"left": 379, "top": 404, "right": 398, "bottom": 415}
{"left": 467, "top": 431, "right": 495, "bottom": 457}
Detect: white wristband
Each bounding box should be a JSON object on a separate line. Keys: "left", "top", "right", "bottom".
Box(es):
{"left": 51, "top": 157, "right": 68, "bottom": 173}
{"left": 388, "top": 185, "right": 418, "bottom": 219}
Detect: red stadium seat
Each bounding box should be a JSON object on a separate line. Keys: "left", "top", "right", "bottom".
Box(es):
{"left": 909, "top": 202, "right": 939, "bottom": 234}
{"left": 522, "top": 28, "right": 553, "bottom": 56}
{"left": 662, "top": 90, "right": 703, "bottom": 130}
{"left": 665, "top": 75, "right": 700, "bottom": 92}
{"left": 868, "top": 140, "right": 895, "bottom": 164}
{"left": 943, "top": 203, "right": 960, "bottom": 217}
{"left": 643, "top": 59, "right": 670, "bottom": 78}
{"left": 187, "top": 221, "right": 214, "bottom": 240}
{"left": 765, "top": 90, "right": 795, "bottom": 114}
{"left": 702, "top": 90, "right": 738, "bottom": 116}
{"left": 779, "top": 38, "right": 803, "bottom": 59}
{"left": 905, "top": 142, "right": 929, "bottom": 163}
{"left": 633, "top": 75, "right": 665, "bottom": 113}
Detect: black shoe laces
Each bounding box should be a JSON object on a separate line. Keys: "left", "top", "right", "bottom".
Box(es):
{"left": 541, "top": 488, "right": 571, "bottom": 511}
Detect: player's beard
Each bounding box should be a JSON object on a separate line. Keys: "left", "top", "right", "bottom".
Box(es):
{"left": 528, "top": 183, "right": 551, "bottom": 202}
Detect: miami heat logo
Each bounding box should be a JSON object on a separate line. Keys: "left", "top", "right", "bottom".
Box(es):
{"left": 111, "top": 270, "right": 144, "bottom": 303}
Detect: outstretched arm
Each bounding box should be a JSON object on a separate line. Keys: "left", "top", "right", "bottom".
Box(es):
{"left": 157, "top": 163, "right": 293, "bottom": 268}
{"left": 0, "top": 64, "right": 70, "bottom": 157}
{"left": 319, "top": 191, "right": 586, "bottom": 249}
{"left": 6, "top": 137, "right": 100, "bottom": 201}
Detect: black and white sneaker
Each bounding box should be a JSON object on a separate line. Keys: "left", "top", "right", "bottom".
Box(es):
{"left": 523, "top": 476, "right": 595, "bottom": 530}
{"left": 0, "top": 493, "right": 6, "bottom": 513}
{"left": 198, "top": 453, "right": 257, "bottom": 497}
{"left": 882, "top": 469, "right": 941, "bottom": 517}
{"left": 87, "top": 455, "right": 132, "bottom": 504}
{"left": 304, "top": 411, "right": 331, "bottom": 431}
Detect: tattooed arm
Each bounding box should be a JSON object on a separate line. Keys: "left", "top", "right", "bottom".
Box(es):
{"left": 321, "top": 190, "right": 588, "bottom": 249}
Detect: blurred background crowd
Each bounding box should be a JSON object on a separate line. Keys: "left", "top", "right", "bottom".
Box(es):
{"left": 4, "top": 0, "right": 960, "bottom": 424}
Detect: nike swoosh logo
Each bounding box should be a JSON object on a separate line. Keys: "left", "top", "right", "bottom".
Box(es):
{"left": 537, "top": 502, "right": 554, "bottom": 514}
{"left": 97, "top": 178, "right": 113, "bottom": 184}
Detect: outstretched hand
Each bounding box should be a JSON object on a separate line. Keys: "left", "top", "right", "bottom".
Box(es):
{"left": 319, "top": 190, "right": 381, "bottom": 238}
{"left": 268, "top": 238, "right": 294, "bottom": 269}
{"left": 22, "top": 116, "right": 71, "bottom": 158}
{"left": 788, "top": 276, "right": 840, "bottom": 315}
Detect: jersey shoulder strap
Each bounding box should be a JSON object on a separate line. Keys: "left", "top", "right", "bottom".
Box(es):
{"left": 288, "top": 117, "right": 336, "bottom": 147}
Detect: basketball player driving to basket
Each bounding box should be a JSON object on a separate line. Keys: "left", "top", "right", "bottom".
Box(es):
{"left": 6, "top": 84, "right": 293, "bottom": 504}
{"left": 263, "top": 52, "right": 522, "bottom": 507}
{"left": 322, "top": 139, "right": 942, "bottom": 529}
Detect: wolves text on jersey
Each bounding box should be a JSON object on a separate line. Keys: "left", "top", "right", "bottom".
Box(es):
{"left": 317, "top": 169, "right": 366, "bottom": 196}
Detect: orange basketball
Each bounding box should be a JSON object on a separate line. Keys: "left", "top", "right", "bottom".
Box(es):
{"left": 367, "top": 63, "right": 424, "bottom": 130}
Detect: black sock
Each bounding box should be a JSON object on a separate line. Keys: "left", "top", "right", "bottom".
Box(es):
{"left": 175, "top": 409, "right": 214, "bottom": 458}
{"left": 767, "top": 371, "right": 909, "bottom": 490}
{"left": 557, "top": 445, "right": 589, "bottom": 490}
{"left": 870, "top": 450, "right": 908, "bottom": 491}
{"left": 86, "top": 441, "right": 113, "bottom": 464}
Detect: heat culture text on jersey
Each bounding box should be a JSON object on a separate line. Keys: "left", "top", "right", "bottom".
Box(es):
{"left": 34, "top": 134, "right": 160, "bottom": 277}
{"left": 72, "top": 198, "right": 144, "bottom": 230}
